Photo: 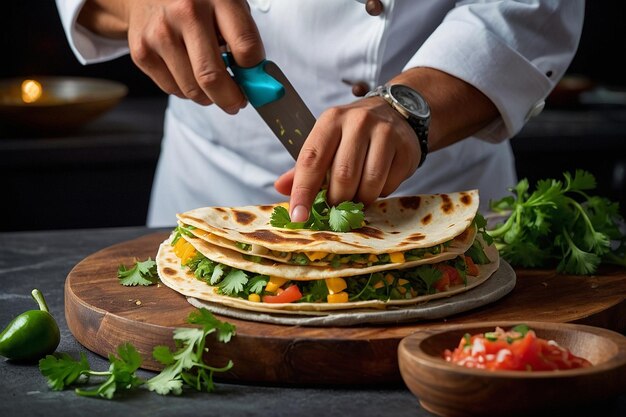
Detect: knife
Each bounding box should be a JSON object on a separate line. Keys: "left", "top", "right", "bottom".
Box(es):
{"left": 223, "top": 52, "right": 316, "bottom": 160}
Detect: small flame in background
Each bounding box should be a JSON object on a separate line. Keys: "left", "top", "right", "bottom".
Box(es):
{"left": 21, "top": 79, "right": 42, "bottom": 103}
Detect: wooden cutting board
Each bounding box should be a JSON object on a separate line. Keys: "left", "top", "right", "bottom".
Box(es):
{"left": 65, "top": 232, "right": 626, "bottom": 385}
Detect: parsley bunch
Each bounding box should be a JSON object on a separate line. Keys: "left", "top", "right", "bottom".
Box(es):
{"left": 38, "top": 309, "right": 235, "bottom": 399}
{"left": 270, "top": 190, "right": 365, "bottom": 232}
{"left": 487, "top": 170, "right": 626, "bottom": 275}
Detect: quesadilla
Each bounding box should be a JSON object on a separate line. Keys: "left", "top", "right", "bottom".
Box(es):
{"left": 156, "top": 190, "right": 500, "bottom": 313}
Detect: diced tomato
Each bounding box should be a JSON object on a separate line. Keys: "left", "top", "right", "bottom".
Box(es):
{"left": 443, "top": 326, "right": 592, "bottom": 371}
{"left": 465, "top": 256, "right": 480, "bottom": 276}
{"left": 262, "top": 284, "right": 302, "bottom": 303}
{"left": 434, "top": 264, "right": 462, "bottom": 291}
{"left": 434, "top": 273, "right": 450, "bottom": 292}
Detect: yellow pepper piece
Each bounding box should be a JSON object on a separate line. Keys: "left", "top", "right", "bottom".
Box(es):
{"left": 306, "top": 251, "right": 327, "bottom": 262}
{"left": 248, "top": 294, "right": 261, "bottom": 302}
{"left": 266, "top": 276, "right": 289, "bottom": 293}
{"left": 327, "top": 292, "right": 349, "bottom": 303}
{"left": 325, "top": 277, "right": 347, "bottom": 294}
{"left": 173, "top": 239, "right": 190, "bottom": 258}
{"left": 389, "top": 252, "right": 405, "bottom": 264}
{"left": 180, "top": 244, "right": 197, "bottom": 264}
{"left": 368, "top": 254, "right": 378, "bottom": 263}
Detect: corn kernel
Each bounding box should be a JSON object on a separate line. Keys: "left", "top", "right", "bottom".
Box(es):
{"left": 248, "top": 293, "right": 261, "bottom": 302}
{"left": 368, "top": 254, "right": 379, "bottom": 262}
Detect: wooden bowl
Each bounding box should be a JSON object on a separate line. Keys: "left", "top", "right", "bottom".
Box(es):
{"left": 0, "top": 76, "right": 127, "bottom": 134}
{"left": 398, "top": 321, "right": 626, "bottom": 417}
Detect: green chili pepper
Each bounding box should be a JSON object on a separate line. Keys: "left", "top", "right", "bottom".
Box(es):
{"left": 0, "top": 289, "right": 60, "bottom": 361}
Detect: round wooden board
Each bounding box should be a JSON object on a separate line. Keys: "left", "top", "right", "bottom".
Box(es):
{"left": 65, "top": 232, "right": 626, "bottom": 385}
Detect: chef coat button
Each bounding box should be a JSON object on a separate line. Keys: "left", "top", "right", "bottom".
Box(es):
{"left": 352, "top": 82, "right": 370, "bottom": 97}
{"left": 365, "top": 0, "right": 384, "bottom": 16}
{"left": 342, "top": 80, "right": 371, "bottom": 97}
{"left": 525, "top": 100, "right": 545, "bottom": 122}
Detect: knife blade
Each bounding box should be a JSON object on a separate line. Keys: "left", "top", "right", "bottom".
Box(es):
{"left": 223, "top": 53, "right": 316, "bottom": 160}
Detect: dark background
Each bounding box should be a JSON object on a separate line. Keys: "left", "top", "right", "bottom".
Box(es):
{"left": 1, "top": 1, "right": 625, "bottom": 231}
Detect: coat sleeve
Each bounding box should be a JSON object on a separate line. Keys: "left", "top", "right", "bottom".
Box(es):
{"left": 55, "top": 0, "right": 129, "bottom": 64}
{"left": 404, "top": 0, "right": 585, "bottom": 142}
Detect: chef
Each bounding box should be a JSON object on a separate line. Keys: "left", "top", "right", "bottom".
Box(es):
{"left": 55, "top": 0, "right": 585, "bottom": 226}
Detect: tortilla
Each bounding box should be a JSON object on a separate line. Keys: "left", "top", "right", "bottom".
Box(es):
{"left": 177, "top": 190, "right": 479, "bottom": 255}
{"left": 156, "top": 234, "right": 500, "bottom": 313}
{"left": 176, "top": 226, "right": 476, "bottom": 280}
{"left": 157, "top": 190, "right": 499, "bottom": 315}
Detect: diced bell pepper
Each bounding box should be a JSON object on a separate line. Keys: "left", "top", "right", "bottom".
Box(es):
{"left": 327, "top": 292, "right": 349, "bottom": 303}
{"left": 325, "top": 277, "right": 347, "bottom": 294}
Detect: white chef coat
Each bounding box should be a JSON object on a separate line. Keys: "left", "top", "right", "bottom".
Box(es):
{"left": 56, "top": 0, "right": 584, "bottom": 227}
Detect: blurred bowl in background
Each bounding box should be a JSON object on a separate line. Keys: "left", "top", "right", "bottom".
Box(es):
{"left": 0, "top": 76, "right": 128, "bottom": 135}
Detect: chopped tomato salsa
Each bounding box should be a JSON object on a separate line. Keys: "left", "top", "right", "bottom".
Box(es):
{"left": 443, "top": 325, "right": 592, "bottom": 371}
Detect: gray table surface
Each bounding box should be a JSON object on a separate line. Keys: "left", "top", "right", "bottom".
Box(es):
{"left": 1, "top": 227, "right": 625, "bottom": 417}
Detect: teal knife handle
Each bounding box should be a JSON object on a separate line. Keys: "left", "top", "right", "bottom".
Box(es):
{"left": 222, "top": 52, "right": 284, "bottom": 108}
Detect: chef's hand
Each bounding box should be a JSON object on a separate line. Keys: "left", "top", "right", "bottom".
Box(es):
{"left": 274, "top": 96, "right": 422, "bottom": 223}
{"left": 78, "top": 0, "right": 264, "bottom": 114}
{"left": 274, "top": 67, "right": 500, "bottom": 223}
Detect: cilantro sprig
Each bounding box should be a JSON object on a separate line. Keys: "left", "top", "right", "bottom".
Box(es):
{"left": 270, "top": 190, "right": 365, "bottom": 232}
{"left": 487, "top": 170, "right": 626, "bottom": 275}
{"left": 117, "top": 258, "right": 158, "bottom": 286}
{"left": 39, "top": 309, "right": 235, "bottom": 399}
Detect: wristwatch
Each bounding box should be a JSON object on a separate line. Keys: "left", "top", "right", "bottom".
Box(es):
{"left": 365, "top": 84, "right": 431, "bottom": 167}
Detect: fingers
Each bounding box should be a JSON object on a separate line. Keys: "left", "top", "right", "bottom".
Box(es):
{"left": 288, "top": 100, "right": 420, "bottom": 222}
{"left": 127, "top": 0, "right": 263, "bottom": 112}
{"left": 274, "top": 168, "right": 295, "bottom": 196}
{"left": 289, "top": 113, "right": 340, "bottom": 221}
{"left": 214, "top": 1, "right": 265, "bottom": 67}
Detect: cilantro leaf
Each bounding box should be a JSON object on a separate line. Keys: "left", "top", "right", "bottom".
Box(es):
{"left": 269, "top": 190, "right": 365, "bottom": 232}
{"left": 269, "top": 205, "right": 291, "bottom": 228}
{"left": 147, "top": 309, "right": 235, "bottom": 395}
{"left": 413, "top": 266, "right": 442, "bottom": 294}
{"left": 329, "top": 201, "right": 365, "bottom": 232}
{"left": 39, "top": 310, "right": 236, "bottom": 399}
{"left": 118, "top": 258, "right": 158, "bottom": 286}
{"left": 488, "top": 170, "right": 626, "bottom": 275}
{"left": 218, "top": 270, "right": 248, "bottom": 295}
{"left": 74, "top": 343, "right": 145, "bottom": 399}
{"left": 187, "top": 308, "right": 237, "bottom": 343}
{"left": 246, "top": 275, "right": 269, "bottom": 295}
{"left": 39, "top": 352, "right": 91, "bottom": 391}
{"left": 171, "top": 224, "right": 196, "bottom": 245}
{"left": 152, "top": 345, "right": 176, "bottom": 366}
{"left": 206, "top": 263, "right": 224, "bottom": 285}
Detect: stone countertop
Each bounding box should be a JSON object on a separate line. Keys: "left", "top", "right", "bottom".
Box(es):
{"left": 1, "top": 228, "right": 625, "bottom": 417}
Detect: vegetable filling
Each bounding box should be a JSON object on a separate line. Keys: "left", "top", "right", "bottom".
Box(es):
{"left": 171, "top": 233, "right": 490, "bottom": 304}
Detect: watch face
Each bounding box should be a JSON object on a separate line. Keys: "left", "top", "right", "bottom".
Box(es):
{"left": 389, "top": 85, "right": 430, "bottom": 119}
